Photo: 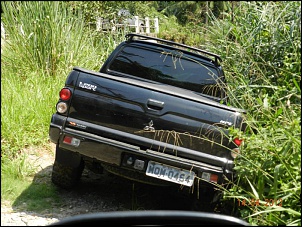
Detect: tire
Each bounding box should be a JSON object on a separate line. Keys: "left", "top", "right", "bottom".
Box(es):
{"left": 51, "top": 147, "right": 84, "bottom": 190}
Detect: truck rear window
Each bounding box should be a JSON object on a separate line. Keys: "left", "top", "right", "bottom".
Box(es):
{"left": 108, "top": 45, "right": 225, "bottom": 99}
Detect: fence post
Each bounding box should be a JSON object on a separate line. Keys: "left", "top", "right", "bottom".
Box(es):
{"left": 134, "top": 16, "right": 139, "bottom": 33}
{"left": 1, "top": 22, "right": 5, "bottom": 53}
{"left": 1, "top": 22, "right": 5, "bottom": 39}
{"left": 96, "top": 17, "right": 102, "bottom": 31}
{"left": 145, "top": 17, "right": 150, "bottom": 34}
{"left": 154, "top": 17, "right": 159, "bottom": 33}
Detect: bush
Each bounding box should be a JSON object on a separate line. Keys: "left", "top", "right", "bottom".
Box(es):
{"left": 205, "top": 1, "right": 301, "bottom": 225}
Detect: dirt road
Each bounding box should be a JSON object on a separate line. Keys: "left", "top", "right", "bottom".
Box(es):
{"left": 1, "top": 144, "right": 236, "bottom": 226}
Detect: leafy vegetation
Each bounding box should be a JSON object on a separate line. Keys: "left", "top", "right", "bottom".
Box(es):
{"left": 1, "top": 1, "right": 300, "bottom": 225}
{"left": 204, "top": 2, "right": 301, "bottom": 225}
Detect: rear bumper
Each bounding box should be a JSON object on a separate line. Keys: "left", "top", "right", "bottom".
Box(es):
{"left": 49, "top": 114, "right": 234, "bottom": 187}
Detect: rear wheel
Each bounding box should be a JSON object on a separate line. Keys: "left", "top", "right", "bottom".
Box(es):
{"left": 51, "top": 146, "right": 84, "bottom": 190}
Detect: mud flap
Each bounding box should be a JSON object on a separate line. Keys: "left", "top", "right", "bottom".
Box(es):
{"left": 54, "top": 145, "right": 82, "bottom": 168}
{"left": 52, "top": 145, "right": 85, "bottom": 190}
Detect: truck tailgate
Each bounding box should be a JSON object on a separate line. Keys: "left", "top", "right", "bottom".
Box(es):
{"left": 66, "top": 67, "right": 245, "bottom": 159}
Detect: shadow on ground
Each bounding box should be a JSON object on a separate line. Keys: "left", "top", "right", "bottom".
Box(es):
{"left": 12, "top": 163, "right": 237, "bottom": 221}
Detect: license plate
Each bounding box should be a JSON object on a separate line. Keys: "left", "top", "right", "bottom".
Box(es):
{"left": 146, "top": 161, "right": 195, "bottom": 187}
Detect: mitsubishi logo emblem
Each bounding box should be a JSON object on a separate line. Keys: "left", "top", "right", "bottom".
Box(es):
{"left": 144, "top": 120, "right": 155, "bottom": 131}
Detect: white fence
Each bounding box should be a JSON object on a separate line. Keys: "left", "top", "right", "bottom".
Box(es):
{"left": 1, "top": 22, "right": 5, "bottom": 53}
{"left": 96, "top": 16, "right": 159, "bottom": 35}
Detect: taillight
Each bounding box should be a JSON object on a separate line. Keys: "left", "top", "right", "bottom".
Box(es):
{"left": 201, "top": 172, "right": 218, "bottom": 183}
{"left": 231, "top": 138, "right": 243, "bottom": 158}
{"left": 63, "top": 136, "right": 80, "bottom": 147}
{"left": 59, "top": 88, "right": 71, "bottom": 101}
{"left": 56, "top": 102, "right": 68, "bottom": 113}
{"left": 231, "top": 148, "right": 240, "bottom": 159}
{"left": 234, "top": 138, "right": 243, "bottom": 146}
{"left": 57, "top": 88, "right": 71, "bottom": 114}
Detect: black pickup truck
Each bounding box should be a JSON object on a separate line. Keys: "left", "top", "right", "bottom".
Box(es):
{"left": 49, "top": 33, "right": 246, "bottom": 209}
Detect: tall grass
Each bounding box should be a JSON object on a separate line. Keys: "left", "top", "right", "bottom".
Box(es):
{"left": 205, "top": 1, "right": 301, "bottom": 225}
{"left": 0, "top": 1, "right": 113, "bottom": 156}
{"left": 1, "top": 71, "right": 62, "bottom": 155}
{"left": 2, "top": 1, "right": 82, "bottom": 75}
{"left": 1, "top": 1, "right": 122, "bottom": 206}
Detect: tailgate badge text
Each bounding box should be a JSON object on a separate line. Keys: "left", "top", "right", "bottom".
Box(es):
{"left": 220, "top": 120, "right": 232, "bottom": 126}
{"left": 69, "top": 121, "right": 87, "bottom": 129}
{"left": 79, "top": 82, "right": 97, "bottom": 91}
